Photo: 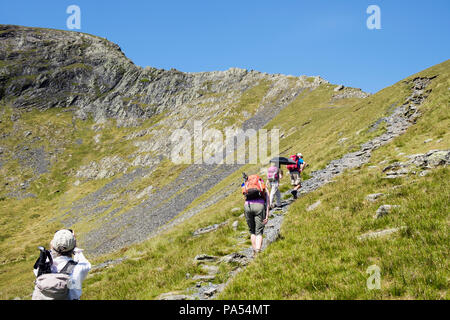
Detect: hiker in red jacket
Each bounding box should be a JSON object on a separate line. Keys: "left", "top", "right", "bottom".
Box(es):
{"left": 287, "top": 153, "right": 307, "bottom": 199}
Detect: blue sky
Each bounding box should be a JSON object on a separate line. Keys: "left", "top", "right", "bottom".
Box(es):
{"left": 1, "top": 0, "right": 449, "bottom": 93}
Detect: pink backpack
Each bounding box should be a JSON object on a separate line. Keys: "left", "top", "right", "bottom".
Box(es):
{"left": 267, "top": 166, "right": 279, "bottom": 181}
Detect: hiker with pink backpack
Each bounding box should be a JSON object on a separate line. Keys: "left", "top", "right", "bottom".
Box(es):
{"left": 267, "top": 161, "right": 283, "bottom": 209}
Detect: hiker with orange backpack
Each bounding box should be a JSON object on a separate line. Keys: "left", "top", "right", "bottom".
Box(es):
{"left": 241, "top": 173, "right": 270, "bottom": 257}
{"left": 286, "top": 153, "right": 307, "bottom": 199}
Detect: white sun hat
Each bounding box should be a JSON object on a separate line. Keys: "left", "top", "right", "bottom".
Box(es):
{"left": 51, "top": 229, "right": 76, "bottom": 253}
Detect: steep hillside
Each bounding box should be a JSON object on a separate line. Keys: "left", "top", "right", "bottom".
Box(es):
{"left": 0, "top": 25, "right": 448, "bottom": 300}
{"left": 0, "top": 25, "right": 352, "bottom": 298}
{"left": 0, "top": 24, "right": 334, "bottom": 258}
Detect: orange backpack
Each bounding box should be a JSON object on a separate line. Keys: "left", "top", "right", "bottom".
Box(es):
{"left": 242, "top": 175, "right": 266, "bottom": 200}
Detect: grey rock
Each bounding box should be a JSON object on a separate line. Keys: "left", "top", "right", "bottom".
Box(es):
{"left": 358, "top": 226, "right": 407, "bottom": 240}
{"left": 200, "top": 264, "right": 219, "bottom": 275}
{"left": 365, "top": 193, "right": 384, "bottom": 202}
{"left": 193, "top": 222, "right": 228, "bottom": 236}
{"left": 203, "top": 287, "right": 218, "bottom": 297}
{"left": 91, "top": 257, "right": 127, "bottom": 271}
{"left": 419, "top": 170, "right": 430, "bottom": 177}
{"left": 374, "top": 205, "right": 401, "bottom": 219}
{"left": 192, "top": 275, "right": 216, "bottom": 281}
{"left": 157, "top": 292, "right": 190, "bottom": 300}
{"left": 306, "top": 200, "right": 322, "bottom": 212}
{"left": 334, "top": 85, "right": 344, "bottom": 92}
{"left": 219, "top": 253, "right": 249, "bottom": 266}
{"left": 194, "top": 254, "right": 217, "bottom": 263}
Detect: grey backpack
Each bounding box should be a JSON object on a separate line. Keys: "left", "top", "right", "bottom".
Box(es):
{"left": 32, "top": 260, "right": 78, "bottom": 300}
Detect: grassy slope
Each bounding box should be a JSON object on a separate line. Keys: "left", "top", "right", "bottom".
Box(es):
{"left": 219, "top": 60, "right": 450, "bottom": 299}
{"left": 78, "top": 61, "right": 448, "bottom": 300}
{"left": 0, "top": 75, "right": 277, "bottom": 298}
{"left": 86, "top": 60, "right": 448, "bottom": 300}
{"left": 0, "top": 60, "right": 448, "bottom": 300}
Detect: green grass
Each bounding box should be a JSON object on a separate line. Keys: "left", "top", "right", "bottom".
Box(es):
{"left": 219, "top": 60, "right": 450, "bottom": 299}
{"left": 0, "top": 60, "right": 448, "bottom": 300}
{"left": 219, "top": 166, "right": 449, "bottom": 299}
{"left": 84, "top": 60, "right": 449, "bottom": 300}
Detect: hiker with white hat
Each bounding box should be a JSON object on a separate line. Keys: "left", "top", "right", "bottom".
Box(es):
{"left": 32, "top": 229, "right": 91, "bottom": 300}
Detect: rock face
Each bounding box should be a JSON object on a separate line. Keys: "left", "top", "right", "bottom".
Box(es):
{"left": 0, "top": 25, "right": 329, "bottom": 122}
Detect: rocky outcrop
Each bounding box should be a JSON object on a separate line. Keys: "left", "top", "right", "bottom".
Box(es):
{"left": 382, "top": 149, "right": 449, "bottom": 178}
{"left": 332, "top": 87, "right": 371, "bottom": 100}
{"left": 301, "top": 76, "right": 435, "bottom": 193}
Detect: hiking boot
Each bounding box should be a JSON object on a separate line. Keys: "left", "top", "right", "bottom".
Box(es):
{"left": 291, "top": 190, "right": 298, "bottom": 199}
{"left": 253, "top": 249, "right": 261, "bottom": 258}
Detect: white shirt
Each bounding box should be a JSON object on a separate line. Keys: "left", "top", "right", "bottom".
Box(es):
{"left": 34, "top": 248, "right": 91, "bottom": 300}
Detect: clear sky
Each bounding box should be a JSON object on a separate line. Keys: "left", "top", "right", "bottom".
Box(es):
{"left": 1, "top": 0, "right": 449, "bottom": 93}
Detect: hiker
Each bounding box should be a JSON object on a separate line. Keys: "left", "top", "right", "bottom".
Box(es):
{"left": 32, "top": 229, "right": 91, "bottom": 300}
{"left": 267, "top": 161, "right": 283, "bottom": 209}
{"left": 287, "top": 153, "right": 307, "bottom": 199}
{"left": 242, "top": 173, "right": 270, "bottom": 257}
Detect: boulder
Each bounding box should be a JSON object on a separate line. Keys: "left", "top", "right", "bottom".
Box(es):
{"left": 374, "top": 205, "right": 401, "bottom": 219}
{"left": 365, "top": 193, "right": 384, "bottom": 202}
{"left": 358, "top": 226, "right": 407, "bottom": 240}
